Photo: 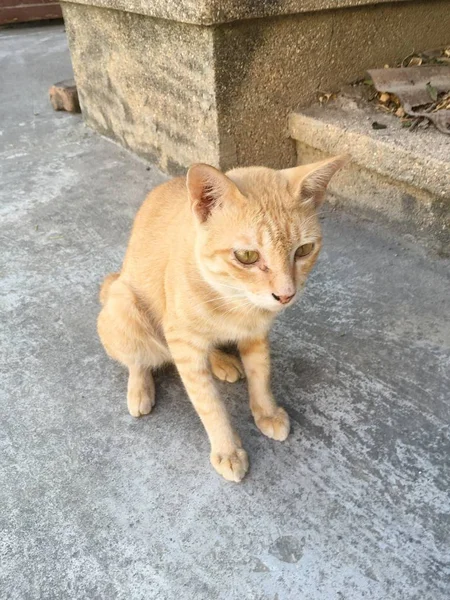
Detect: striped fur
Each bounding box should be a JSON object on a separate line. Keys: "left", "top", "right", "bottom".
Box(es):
{"left": 97, "top": 156, "right": 346, "bottom": 481}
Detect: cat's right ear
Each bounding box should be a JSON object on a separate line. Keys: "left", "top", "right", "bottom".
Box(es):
{"left": 187, "top": 164, "right": 240, "bottom": 223}
{"left": 281, "top": 155, "right": 348, "bottom": 207}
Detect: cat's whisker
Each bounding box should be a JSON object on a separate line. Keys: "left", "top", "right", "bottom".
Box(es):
{"left": 219, "top": 299, "right": 257, "bottom": 319}
{"left": 190, "top": 296, "right": 230, "bottom": 310}
{"left": 215, "top": 282, "right": 245, "bottom": 292}
{"left": 190, "top": 294, "right": 247, "bottom": 313}
{"left": 185, "top": 276, "right": 244, "bottom": 294}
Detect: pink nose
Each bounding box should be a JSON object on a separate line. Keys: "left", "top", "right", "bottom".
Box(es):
{"left": 272, "top": 293, "right": 295, "bottom": 305}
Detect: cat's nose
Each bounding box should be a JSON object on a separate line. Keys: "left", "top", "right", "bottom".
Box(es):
{"left": 272, "top": 292, "right": 295, "bottom": 305}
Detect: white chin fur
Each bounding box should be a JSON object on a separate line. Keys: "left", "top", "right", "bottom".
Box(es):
{"left": 247, "top": 289, "right": 303, "bottom": 311}
{"left": 245, "top": 292, "right": 283, "bottom": 312}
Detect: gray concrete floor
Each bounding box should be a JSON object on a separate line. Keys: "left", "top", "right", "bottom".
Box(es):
{"left": 1, "top": 24, "right": 450, "bottom": 600}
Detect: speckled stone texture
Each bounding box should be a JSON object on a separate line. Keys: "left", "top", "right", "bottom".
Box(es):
{"left": 62, "top": 4, "right": 219, "bottom": 173}
{"left": 290, "top": 105, "right": 450, "bottom": 256}
{"left": 1, "top": 24, "right": 450, "bottom": 600}
{"left": 55, "top": 0, "right": 413, "bottom": 24}
{"left": 61, "top": 0, "right": 450, "bottom": 173}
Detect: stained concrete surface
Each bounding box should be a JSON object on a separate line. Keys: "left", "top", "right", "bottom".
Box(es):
{"left": 1, "top": 24, "right": 450, "bottom": 600}
{"left": 61, "top": 0, "right": 450, "bottom": 174}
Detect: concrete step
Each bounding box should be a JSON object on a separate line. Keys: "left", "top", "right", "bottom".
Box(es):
{"left": 289, "top": 98, "right": 450, "bottom": 256}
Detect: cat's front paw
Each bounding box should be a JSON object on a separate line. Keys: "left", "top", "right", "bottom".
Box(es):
{"left": 210, "top": 350, "right": 244, "bottom": 383}
{"left": 210, "top": 448, "right": 249, "bottom": 482}
{"left": 255, "top": 407, "right": 290, "bottom": 441}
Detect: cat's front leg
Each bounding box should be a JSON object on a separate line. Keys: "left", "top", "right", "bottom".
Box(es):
{"left": 239, "top": 337, "right": 290, "bottom": 441}
{"left": 166, "top": 331, "right": 249, "bottom": 482}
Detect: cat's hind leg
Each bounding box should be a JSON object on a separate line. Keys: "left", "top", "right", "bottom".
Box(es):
{"left": 126, "top": 364, "right": 155, "bottom": 417}
{"left": 97, "top": 276, "right": 170, "bottom": 417}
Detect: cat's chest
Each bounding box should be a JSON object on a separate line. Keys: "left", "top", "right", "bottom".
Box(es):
{"left": 208, "top": 311, "right": 273, "bottom": 344}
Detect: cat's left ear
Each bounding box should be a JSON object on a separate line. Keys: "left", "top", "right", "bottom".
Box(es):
{"left": 187, "top": 163, "right": 242, "bottom": 223}
{"left": 281, "top": 155, "right": 348, "bottom": 207}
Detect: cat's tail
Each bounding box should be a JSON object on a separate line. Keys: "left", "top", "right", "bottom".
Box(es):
{"left": 99, "top": 272, "right": 120, "bottom": 305}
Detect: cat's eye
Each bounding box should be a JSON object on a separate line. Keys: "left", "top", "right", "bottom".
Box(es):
{"left": 234, "top": 250, "right": 260, "bottom": 265}
{"left": 295, "top": 243, "right": 315, "bottom": 258}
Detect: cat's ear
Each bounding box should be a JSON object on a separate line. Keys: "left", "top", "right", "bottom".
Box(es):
{"left": 187, "top": 164, "right": 241, "bottom": 223}
{"left": 281, "top": 155, "right": 348, "bottom": 207}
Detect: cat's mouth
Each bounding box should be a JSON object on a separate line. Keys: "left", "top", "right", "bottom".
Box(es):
{"left": 245, "top": 287, "right": 304, "bottom": 312}
{"left": 245, "top": 292, "right": 293, "bottom": 312}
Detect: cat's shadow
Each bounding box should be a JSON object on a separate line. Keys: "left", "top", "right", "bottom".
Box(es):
{"left": 120, "top": 352, "right": 331, "bottom": 443}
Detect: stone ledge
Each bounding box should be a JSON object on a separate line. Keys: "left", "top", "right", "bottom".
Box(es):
{"left": 61, "top": 0, "right": 411, "bottom": 24}
{"left": 290, "top": 102, "right": 450, "bottom": 255}
{"left": 290, "top": 104, "right": 450, "bottom": 199}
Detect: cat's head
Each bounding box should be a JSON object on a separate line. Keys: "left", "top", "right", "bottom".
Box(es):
{"left": 187, "top": 156, "right": 347, "bottom": 312}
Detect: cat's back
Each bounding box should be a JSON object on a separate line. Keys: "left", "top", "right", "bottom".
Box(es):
{"left": 134, "top": 175, "right": 188, "bottom": 233}
{"left": 122, "top": 176, "right": 191, "bottom": 281}
{"left": 125, "top": 176, "right": 189, "bottom": 252}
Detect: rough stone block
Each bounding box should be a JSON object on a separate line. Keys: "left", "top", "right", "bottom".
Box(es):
{"left": 60, "top": 0, "right": 450, "bottom": 173}
{"left": 49, "top": 79, "right": 81, "bottom": 113}
{"left": 290, "top": 106, "right": 450, "bottom": 256}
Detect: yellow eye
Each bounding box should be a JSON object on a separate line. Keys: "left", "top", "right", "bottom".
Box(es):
{"left": 295, "top": 243, "right": 315, "bottom": 258}
{"left": 234, "top": 250, "right": 260, "bottom": 265}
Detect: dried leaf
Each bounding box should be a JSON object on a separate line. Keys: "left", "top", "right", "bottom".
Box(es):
{"left": 369, "top": 65, "right": 450, "bottom": 109}
{"left": 422, "top": 48, "right": 444, "bottom": 59}
{"left": 426, "top": 82, "right": 438, "bottom": 102}
{"left": 318, "top": 91, "right": 335, "bottom": 105}
{"left": 379, "top": 92, "right": 391, "bottom": 103}
{"left": 435, "top": 97, "right": 450, "bottom": 111}
{"left": 395, "top": 107, "right": 406, "bottom": 118}
{"left": 444, "top": 48, "right": 450, "bottom": 58}
{"left": 407, "top": 56, "right": 423, "bottom": 67}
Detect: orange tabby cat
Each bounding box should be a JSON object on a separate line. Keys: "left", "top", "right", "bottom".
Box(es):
{"left": 98, "top": 156, "right": 347, "bottom": 481}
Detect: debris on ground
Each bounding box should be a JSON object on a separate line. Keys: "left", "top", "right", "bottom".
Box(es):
{"left": 371, "top": 121, "right": 387, "bottom": 130}
{"left": 368, "top": 64, "right": 450, "bottom": 134}
{"left": 319, "top": 48, "right": 450, "bottom": 134}
{"left": 49, "top": 79, "right": 80, "bottom": 113}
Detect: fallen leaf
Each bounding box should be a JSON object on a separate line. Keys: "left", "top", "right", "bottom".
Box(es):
{"left": 318, "top": 92, "right": 335, "bottom": 105}
{"left": 395, "top": 107, "right": 406, "bottom": 118}
{"left": 421, "top": 49, "right": 441, "bottom": 59}
{"left": 444, "top": 48, "right": 450, "bottom": 58}
{"left": 372, "top": 121, "right": 387, "bottom": 130}
{"left": 379, "top": 92, "right": 391, "bottom": 103}
{"left": 426, "top": 82, "right": 438, "bottom": 101}
{"left": 407, "top": 56, "right": 423, "bottom": 67}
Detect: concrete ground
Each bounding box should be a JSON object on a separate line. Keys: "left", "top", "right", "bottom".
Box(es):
{"left": 1, "top": 24, "right": 449, "bottom": 600}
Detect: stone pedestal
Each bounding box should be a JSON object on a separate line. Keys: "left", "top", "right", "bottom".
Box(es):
{"left": 61, "top": 0, "right": 450, "bottom": 173}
